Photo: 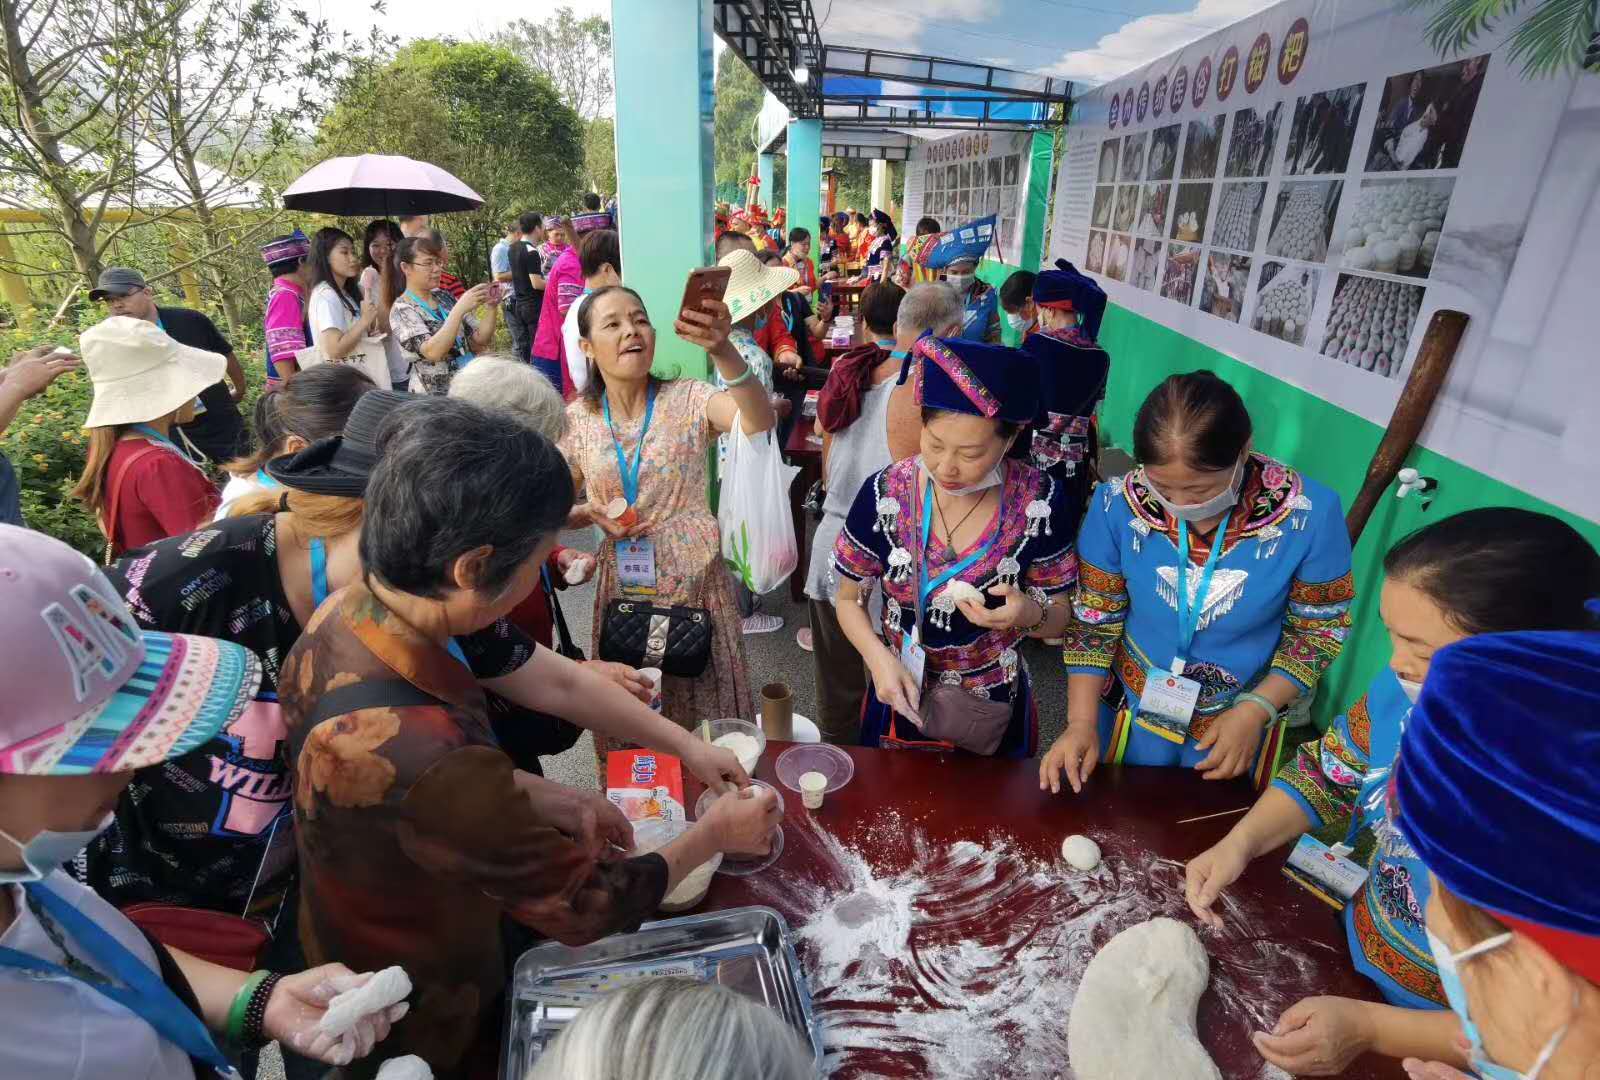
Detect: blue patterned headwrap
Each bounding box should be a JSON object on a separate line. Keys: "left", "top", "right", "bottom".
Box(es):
{"left": 912, "top": 336, "right": 1038, "bottom": 425}
{"left": 1032, "top": 259, "right": 1106, "bottom": 339}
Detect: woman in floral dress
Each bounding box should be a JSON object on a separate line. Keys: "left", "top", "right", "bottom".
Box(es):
{"left": 561, "top": 286, "right": 777, "bottom": 759}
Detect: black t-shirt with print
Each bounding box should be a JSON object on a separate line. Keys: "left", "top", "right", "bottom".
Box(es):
{"left": 78, "top": 512, "right": 537, "bottom": 916}
{"left": 158, "top": 305, "right": 248, "bottom": 463}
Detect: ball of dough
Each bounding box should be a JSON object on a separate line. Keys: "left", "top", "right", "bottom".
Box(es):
{"left": 1061, "top": 834, "right": 1102, "bottom": 871}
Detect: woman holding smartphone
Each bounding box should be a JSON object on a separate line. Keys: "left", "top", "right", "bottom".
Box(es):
{"left": 560, "top": 283, "right": 776, "bottom": 767}
{"left": 382, "top": 232, "right": 498, "bottom": 395}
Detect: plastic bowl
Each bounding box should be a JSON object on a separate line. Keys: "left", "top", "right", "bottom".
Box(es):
{"left": 693, "top": 780, "right": 786, "bottom": 877}
{"left": 700, "top": 718, "right": 766, "bottom": 775}
{"left": 630, "top": 818, "right": 722, "bottom": 912}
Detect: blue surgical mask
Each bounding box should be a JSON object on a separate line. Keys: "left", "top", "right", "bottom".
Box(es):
{"left": 1004, "top": 310, "right": 1033, "bottom": 333}
{"left": 0, "top": 814, "right": 114, "bottom": 883}
{"left": 1427, "top": 928, "right": 1573, "bottom": 1079}
{"left": 1147, "top": 457, "right": 1244, "bottom": 522}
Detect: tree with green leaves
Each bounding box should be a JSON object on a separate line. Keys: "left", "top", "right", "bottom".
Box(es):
{"left": 491, "top": 6, "right": 612, "bottom": 121}
{"left": 584, "top": 116, "right": 617, "bottom": 197}
{"left": 317, "top": 39, "right": 585, "bottom": 283}
{"left": 1405, "top": 0, "right": 1598, "bottom": 76}
{"left": 714, "top": 52, "right": 764, "bottom": 200}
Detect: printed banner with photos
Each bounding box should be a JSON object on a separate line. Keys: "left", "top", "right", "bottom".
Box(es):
{"left": 1047, "top": 0, "right": 1588, "bottom": 512}
{"left": 903, "top": 131, "right": 1034, "bottom": 264}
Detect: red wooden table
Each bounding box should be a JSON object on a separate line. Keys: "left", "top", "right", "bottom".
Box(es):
{"left": 692, "top": 744, "right": 1402, "bottom": 1080}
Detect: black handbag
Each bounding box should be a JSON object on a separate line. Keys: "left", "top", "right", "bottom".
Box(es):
{"left": 489, "top": 569, "right": 584, "bottom": 769}
{"left": 598, "top": 597, "right": 713, "bottom": 678}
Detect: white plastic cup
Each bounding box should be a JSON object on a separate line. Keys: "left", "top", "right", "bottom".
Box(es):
{"left": 636, "top": 667, "right": 663, "bottom": 712}
{"left": 800, "top": 771, "right": 827, "bottom": 810}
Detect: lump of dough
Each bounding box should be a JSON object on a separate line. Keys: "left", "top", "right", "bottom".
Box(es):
{"left": 1061, "top": 834, "right": 1101, "bottom": 871}
{"left": 1068, "top": 918, "right": 1220, "bottom": 1080}
{"left": 376, "top": 1058, "right": 433, "bottom": 1080}
{"left": 943, "top": 580, "right": 985, "bottom": 606}
{"left": 319, "top": 966, "right": 412, "bottom": 1037}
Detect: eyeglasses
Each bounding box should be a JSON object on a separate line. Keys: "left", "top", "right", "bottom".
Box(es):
{"left": 408, "top": 259, "right": 443, "bottom": 271}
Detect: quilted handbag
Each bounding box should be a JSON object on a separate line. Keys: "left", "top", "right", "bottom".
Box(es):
{"left": 598, "top": 598, "right": 713, "bottom": 678}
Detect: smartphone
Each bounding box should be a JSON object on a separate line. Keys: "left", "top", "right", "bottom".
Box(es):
{"left": 679, "top": 266, "right": 732, "bottom": 320}
{"left": 489, "top": 282, "right": 510, "bottom": 304}
{"left": 820, "top": 280, "right": 834, "bottom": 302}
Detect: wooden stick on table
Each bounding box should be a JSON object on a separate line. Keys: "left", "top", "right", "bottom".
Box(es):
{"left": 1175, "top": 806, "right": 1252, "bottom": 825}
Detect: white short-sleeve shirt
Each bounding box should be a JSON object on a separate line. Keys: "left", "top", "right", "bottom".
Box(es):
{"left": 312, "top": 279, "right": 405, "bottom": 388}
{"left": 0, "top": 872, "right": 199, "bottom": 1079}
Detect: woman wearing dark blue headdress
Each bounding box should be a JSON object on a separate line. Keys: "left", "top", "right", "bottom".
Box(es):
{"left": 1185, "top": 508, "right": 1600, "bottom": 1076}
{"left": 1393, "top": 626, "right": 1600, "bottom": 1077}
{"left": 830, "top": 337, "right": 1079, "bottom": 757}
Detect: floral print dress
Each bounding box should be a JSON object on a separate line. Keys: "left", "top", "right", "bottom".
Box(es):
{"left": 561, "top": 379, "right": 755, "bottom": 758}
{"left": 389, "top": 287, "right": 479, "bottom": 395}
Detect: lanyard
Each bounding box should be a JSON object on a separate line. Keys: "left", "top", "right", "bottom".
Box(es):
{"left": 254, "top": 468, "right": 280, "bottom": 490}
{"left": 131, "top": 424, "right": 204, "bottom": 472}
{"left": 914, "top": 479, "right": 999, "bottom": 638}
{"left": 309, "top": 537, "right": 470, "bottom": 669}
{"left": 0, "top": 882, "right": 234, "bottom": 1073}
{"left": 405, "top": 289, "right": 470, "bottom": 362}
{"left": 601, "top": 384, "right": 657, "bottom": 506}
{"left": 1173, "top": 510, "right": 1233, "bottom": 672}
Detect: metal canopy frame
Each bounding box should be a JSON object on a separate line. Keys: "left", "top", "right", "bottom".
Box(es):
{"left": 712, "top": 0, "right": 825, "bottom": 117}
{"left": 716, "top": 2, "right": 1073, "bottom": 159}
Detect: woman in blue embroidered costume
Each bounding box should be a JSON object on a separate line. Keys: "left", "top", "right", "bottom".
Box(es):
{"left": 831, "top": 337, "right": 1078, "bottom": 757}
{"left": 1180, "top": 509, "right": 1600, "bottom": 1077}
{"left": 1046, "top": 372, "right": 1354, "bottom": 792}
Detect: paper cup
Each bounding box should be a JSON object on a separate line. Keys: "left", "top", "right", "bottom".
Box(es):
{"left": 636, "top": 667, "right": 664, "bottom": 712}
{"left": 800, "top": 770, "right": 827, "bottom": 810}
{"left": 605, "top": 497, "right": 638, "bottom": 528}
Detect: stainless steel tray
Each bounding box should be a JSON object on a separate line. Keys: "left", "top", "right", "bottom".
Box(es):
{"left": 501, "top": 905, "right": 822, "bottom": 1078}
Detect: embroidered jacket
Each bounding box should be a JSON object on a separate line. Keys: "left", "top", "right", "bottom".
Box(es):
{"left": 834, "top": 456, "right": 1078, "bottom": 702}
{"left": 1274, "top": 667, "right": 1445, "bottom": 1009}
{"left": 1062, "top": 453, "right": 1354, "bottom": 741}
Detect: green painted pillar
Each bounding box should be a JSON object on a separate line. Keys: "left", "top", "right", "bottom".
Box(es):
{"left": 611, "top": 0, "right": 715, "bottom": 378}
{"left": 785, "top": 119, "right": 822, "bottom": 281}
{"left": 1019, "top": 129, "right": 1057, "bottom": 272}
{"left": 757, "top": 153, "right": 775, "bottom": 212}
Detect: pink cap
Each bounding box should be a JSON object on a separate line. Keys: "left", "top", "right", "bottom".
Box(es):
{"left": 0, "top": 525, "right": 260, "bottom": 776}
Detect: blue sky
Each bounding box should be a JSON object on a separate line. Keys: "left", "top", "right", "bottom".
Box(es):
{"left": 324, "top": 0, "right": 1280, "bottom": 88}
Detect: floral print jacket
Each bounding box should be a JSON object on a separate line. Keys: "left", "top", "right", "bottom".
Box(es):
{"left": 280, "top": 582, "right": 667, "bottom": 1078}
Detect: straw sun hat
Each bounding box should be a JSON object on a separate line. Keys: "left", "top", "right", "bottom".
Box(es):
{"left": 717, "top": 249, "right": 798, "bottom": 323}
{"left": 79, "top": 316, "right": 225, "bottom": 428}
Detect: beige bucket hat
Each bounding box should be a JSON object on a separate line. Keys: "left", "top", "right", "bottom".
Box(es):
{"left": 717, "top": 249, "right": 798, "bottom": 323}
{"left": 79, "top": 316, "right": 225, "bottom": 428}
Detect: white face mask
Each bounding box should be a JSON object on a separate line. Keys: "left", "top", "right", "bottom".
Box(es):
{"left": 1147, "top": 457, "right": 1245, "bottom": 522}
{"left": 1004, "top": 310, "right": 1033, "bottom": 333}
{"left": 1397, "top": 676, "right": 1424, "bottom": 703}
{"left": 919, "top": 457, "right": 1002, "bottom": 496}
{"left": 945, "top": 273, "right": 974, "bottom": 292}
{"left": 0, "top": 813, "right": 115, "bottom": 884}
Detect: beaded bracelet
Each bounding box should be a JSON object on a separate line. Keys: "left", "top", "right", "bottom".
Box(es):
{"left": 226, "top": 970, "right": 269, "bottom": 1046}
{"left": 242, "top": 972, "right": 283, "bottom": 1049}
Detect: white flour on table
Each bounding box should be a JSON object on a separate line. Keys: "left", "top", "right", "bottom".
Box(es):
{"left": 747, "top": 811, "right": 1330, "bottom": 1080}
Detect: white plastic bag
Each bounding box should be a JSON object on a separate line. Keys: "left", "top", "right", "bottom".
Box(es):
{"left": 718, "top": 413, "right": 799, "bottom": 595}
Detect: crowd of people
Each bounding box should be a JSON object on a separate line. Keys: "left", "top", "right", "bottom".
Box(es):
{"left": 0, "top": 190, "right": 1595, "bottom": 1080}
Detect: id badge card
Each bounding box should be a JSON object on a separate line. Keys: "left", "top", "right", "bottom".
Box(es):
{"left": 1282, "top": 835, "right": 1369, "bottom": 909}
{"left": 616, "top": 538, "right": 658, "bottom": 596}
{"left": 899, "top": 630, "right": 927, "bottom": 690}
{"left": 1133, "top": 667, "right": 1202, "bottom": 744}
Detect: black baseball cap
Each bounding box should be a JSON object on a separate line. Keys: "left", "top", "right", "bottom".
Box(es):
{"left": 88, "top": 267, "right": 150, "bottom": 301}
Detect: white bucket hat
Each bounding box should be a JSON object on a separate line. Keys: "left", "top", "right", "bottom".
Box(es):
{"left": 717, "top": 249, "right": 798, "bottom": 323}
{"left": 79, "top": 316, "right": 225, "bottom": 428}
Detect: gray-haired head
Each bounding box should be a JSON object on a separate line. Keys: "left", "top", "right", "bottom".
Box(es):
{"left": 361, "top": 396, "right": 573, "bottom": 603}
{"left": 526, "top": 977, "right": 813, "bottom": 1080}
{"left": 896, "top": 282, "right": 965, "bottom": 338}
{"left": 448, "top": 356, "right": 568, "bottom": 443}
